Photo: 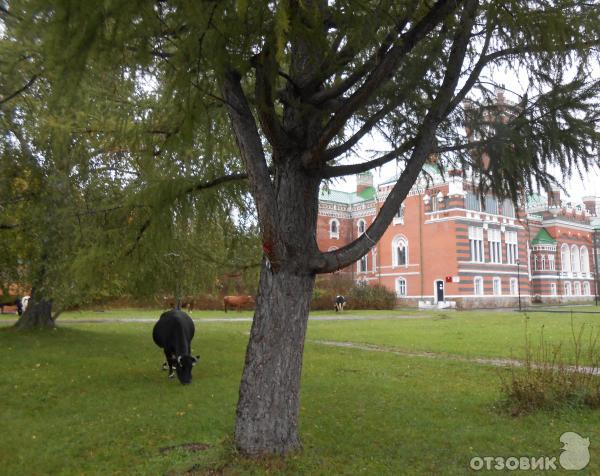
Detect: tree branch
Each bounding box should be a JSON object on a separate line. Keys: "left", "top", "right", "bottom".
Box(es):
{"left": 321, "top": 138, "right": 416, "bottom": 178}
{"left": 220, "top": 70, "right": 278, "bottom": 247}
{"left": 303, "top": 0, "right": 462, "bottom": 169}
{"left": 0, "top": 223, "right": 20, "bottom": 230}
{"left": 311, "top": 0, "right": 479, "bottom": 273}
{"left": 0, "top": 75, "right": 38, "bottom": 106}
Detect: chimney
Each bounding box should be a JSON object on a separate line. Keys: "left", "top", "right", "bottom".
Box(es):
{"left": 356, "top": 172, "right": 373, "bottom": 194}
{"left": 548, "top": 186, "right": 561, "bottom": 208}
{"left": 583, "top": 196, "right": 598, "bottom": 215}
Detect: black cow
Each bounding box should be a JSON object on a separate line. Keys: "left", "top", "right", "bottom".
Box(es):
{"left": 152, "top": 310, "right": 199, "bottom": 385}
{"left": 335, "top": 295, "right": 346, "bottom": 312}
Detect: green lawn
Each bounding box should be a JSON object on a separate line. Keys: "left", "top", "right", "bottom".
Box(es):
{"left": 1, "top": 312, "right": 599, "bottom": 474}
{"left": 308, "top": 309, "right": 600, "bottom": 364}
{"left": 0, "top": 307, "right": 420, "bottom": 322}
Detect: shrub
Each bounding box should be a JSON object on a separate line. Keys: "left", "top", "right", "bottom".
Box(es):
{"left": 310, "top": 277, "right": 396, "bottom": 311}
{"left": 348, "top": 281, "right": 396, "bottom": 310}
{"left": 500, "top": 320, "right": 600, "bottom": 416}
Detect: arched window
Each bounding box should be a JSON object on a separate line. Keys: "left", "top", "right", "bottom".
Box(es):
{"left": 561, "top": 244, "right": 571, "bottom": 272}
{"left": 571, "top": 245, "right": 580, "bottom": 272}
{"left": 580, "top": 246, "right": 589, "bottom": 273}
{"left": 574, "top": 282, "right": 581, "bottom": 296}
{"left": 357, "top": 219, "right": 365, "bottom": 235}
{"left": 564, "top": 281, "right": 572, "bottom": 296}
{"left": 583, "top": 282, "right": 591, "bottom": 295}
{"left": 358, "top": 255, "right": 368, "bottom": 273}
{"left": 534, "top": 255, "right": 539, "bottom": 271}
{"left": 329, "top": 219, "right": 339, "bottom": 239}
{"left": 392, "top": 235, "right": 408, "bottom": 267}
{"left": 396, "top": 278, "right": 407, "bottom": 297}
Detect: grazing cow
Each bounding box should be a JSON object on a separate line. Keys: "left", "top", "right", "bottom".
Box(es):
{"left": 223, "top": 295, "right": 255, "bottom": 312}
{"left": 334, "top": 295, "right": 346, "bottom": 312}
{"left": 152, "top": 310, "right": 199, "bottom": 385}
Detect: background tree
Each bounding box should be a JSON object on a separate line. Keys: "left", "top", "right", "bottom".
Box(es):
{"left": 3, "top": 0, "right": 600, "bottom": 455}
{"left": 1, "top": 7, "right": 259, "bottom": 326}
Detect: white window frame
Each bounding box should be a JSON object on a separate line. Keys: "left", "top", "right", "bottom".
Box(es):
{"left": 357, "top": 219, "right": 366, "bottom": 235}
{"left": 564, "top": 281, "right": 572, "bottom": 296}
{"left": 393, "top": 204, "right": 405, "bottom": 224}
{"left": 488, "top": 228, "right": 502, "bottom": 264}
{"left": 469, "top": 226, "right": 484, "bottom": 263}
{"left": 329, "top": 219, "right": 340, "bottom": 239}
{"left": 571, "top": 245, "right": 580, "bottom": 273}
{"left": 550, "top": 283, "right": 557, "bottom": 296}
{"left": 474, "top": 276, "right": 484, "bottom": 296}
{"left": 396, "top": 278, "right": 407, "bottom": 297}
{"left": 548, "top": 254, "right": 555, "bottom": 271}
{"left": 574, "top": 281, "right": 581, "bottom": 296}
{"left": 583, "top": 282, "right": 591, "bottom": 295}
{"left": 357, "top": 254, "right": 368, "bottom": 273}
{"left": 510, "top": 278, "right": 518, "bottom": 295}
{"left": 392, "top": 235, "right": 409, "bottom": 267}
{"left": 561, "top": 244, "right": 571, "bottom": 272}
{"left": 505, "top": 231, "right": 518, "bottom": 264}
{"left": 580, "top": 246, "right": 589, "bottom": 273}
{"left": 493, "top": 277, "right": 502, "bottom": 296}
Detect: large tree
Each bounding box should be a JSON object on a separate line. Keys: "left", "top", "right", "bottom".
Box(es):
{"left": 4, "top": 0, "right": 600, "bottom": 455}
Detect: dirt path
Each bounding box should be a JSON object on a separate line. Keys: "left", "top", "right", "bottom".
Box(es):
{"left": 310, "top": 339, "right": 600, "bottom": 375}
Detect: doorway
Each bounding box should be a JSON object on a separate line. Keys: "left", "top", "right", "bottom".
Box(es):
{"left": 434, "top": 280, "right": 444, "bottom": 303}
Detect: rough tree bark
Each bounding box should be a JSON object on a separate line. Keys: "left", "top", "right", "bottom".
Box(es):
{"left": 235, "top": 263, "right": 315, "bottom": 454}
{"left": 234, "top": 165, "right": 320, "bottom": 454}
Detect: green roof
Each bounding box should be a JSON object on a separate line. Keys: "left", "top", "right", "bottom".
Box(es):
{"left": 319, "top": 186, "right": 376, "bottom": 204}
{"left": 531, "top": 228, "right": 556, "bottom": 245}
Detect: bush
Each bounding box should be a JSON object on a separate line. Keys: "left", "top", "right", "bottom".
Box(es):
{"left": 500, "top": 320, "right": 600, "bottom": 416}
{"left": 311, "top": 278, "right": 396, "bottom": 311}
{"left": 348, "top": 281, "right": 397, "bottom": 310}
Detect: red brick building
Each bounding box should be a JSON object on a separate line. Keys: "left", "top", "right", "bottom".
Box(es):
{"left": 317, "top": 171, "right": 598, "bottom": 309}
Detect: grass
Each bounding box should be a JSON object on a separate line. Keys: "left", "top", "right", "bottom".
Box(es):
{"left": 0, "top": 307, "right": 419, "bottom": 322}
{"left": 307, "top": 309, "right": 600, "bottom": 364}
{"left": 1, "top": 311, "right": 600, "bottom": 474}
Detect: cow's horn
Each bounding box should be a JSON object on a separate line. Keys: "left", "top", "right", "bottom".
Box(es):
{"left": 177, "top": 355, "right": 182, "bottom": 365}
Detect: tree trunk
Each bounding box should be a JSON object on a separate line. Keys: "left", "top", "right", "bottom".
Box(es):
{"left": 234, "top": 166, "right": 320, "bottom": 455}
{"left": 14, "top": 297, "right": 54, "bottom": 329}
{"left": 235, "top": 262, "right": 315, "bottom": 455}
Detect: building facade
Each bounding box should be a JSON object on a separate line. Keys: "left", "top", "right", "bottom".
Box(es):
{"left": 316, "top": 170, "right": 598, "bottom": 309}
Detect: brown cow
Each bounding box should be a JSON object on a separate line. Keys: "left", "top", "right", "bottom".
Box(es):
{"left": 223, "top": 295, "right": 255, "bottom": 312}
{"left": 163, "top": 296, "right": 196, "bottom": 313}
